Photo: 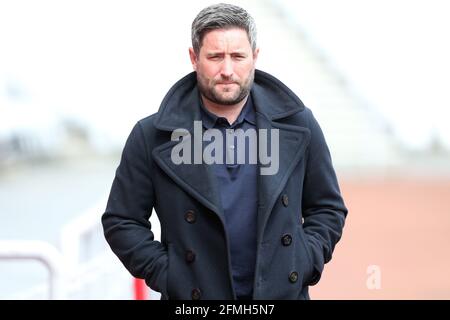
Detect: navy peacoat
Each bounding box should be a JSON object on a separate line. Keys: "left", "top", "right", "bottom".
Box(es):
{"left": 102, "top": 69, "right": 348, "bottom": 300}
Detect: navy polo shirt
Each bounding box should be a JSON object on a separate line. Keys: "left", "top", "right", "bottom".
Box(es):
{"left": 199, "top": 94, "right": 258, "bottom": 300}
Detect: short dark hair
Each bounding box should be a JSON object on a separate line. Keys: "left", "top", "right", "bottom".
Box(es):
{"left": 191, "top": 3, "right": 257, "bottom": 55}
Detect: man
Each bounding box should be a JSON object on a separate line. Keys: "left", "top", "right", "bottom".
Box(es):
{"left": 102, "top": 3, "right": 347, "bottom": 300}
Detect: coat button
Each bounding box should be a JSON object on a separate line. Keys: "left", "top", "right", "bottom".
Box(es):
{"left": 191, "top": 288, "right": 202, "bottom": 300}
{"left": 281, "top": 194, "right": 289, "bottom": 207}
{"left": 289, "top": 271, "right": 299, "bottom": 283}
{"left": 185, "top": 210, "right": 196, "bottom": 223}
{"left": 185, "top": 250, "right": 196, "bottom": 263}
{"left": 281, "top": 234, "right": 292, "bottom": 246}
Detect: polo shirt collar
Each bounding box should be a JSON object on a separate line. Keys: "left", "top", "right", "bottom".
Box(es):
{"left": 199, "top": 91, "right": 256, "bottom": 129}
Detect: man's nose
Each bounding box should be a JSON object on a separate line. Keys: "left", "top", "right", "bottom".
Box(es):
{"left": 220, "top": 57, "right": 234, "bottom": 78}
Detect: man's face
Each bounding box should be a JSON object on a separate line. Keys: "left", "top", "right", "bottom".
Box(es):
{"left": 189, "top": 28, "right": 259, "bottom": 106}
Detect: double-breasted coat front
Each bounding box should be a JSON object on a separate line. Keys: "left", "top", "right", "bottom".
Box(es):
{"left": 102, "top": 69, "right": 348, "bottom": 300}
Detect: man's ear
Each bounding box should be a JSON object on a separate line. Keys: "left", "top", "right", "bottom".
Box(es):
{"left": 253, "top": 47, "right": 260, "bottom": 63}
{"left": 189, "top": 47, "right": 198, "bottom": 71}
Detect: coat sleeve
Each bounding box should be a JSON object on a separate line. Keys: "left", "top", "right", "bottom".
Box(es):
{"left": 101, "top": 121, "right": 168, "bottom": 296}
{"left": 301, "top": 108, "right": 348, "bottom": 286}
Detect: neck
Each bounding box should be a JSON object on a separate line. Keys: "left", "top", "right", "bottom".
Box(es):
{"left": 201, "top": 95, "right": 249, "bottom": 125}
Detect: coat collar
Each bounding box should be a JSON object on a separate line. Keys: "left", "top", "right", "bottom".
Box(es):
{"left": 151, "top": 69, "right": 311, "bottom": 246}
{"left": 153, "top": 69, "right": 305, "bottom": 132}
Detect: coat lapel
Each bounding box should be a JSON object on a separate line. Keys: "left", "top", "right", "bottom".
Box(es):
{"left": 152, "top": 138, "right": 224, "bottom": 221}
{"left": 254, "top": 112, "right": 311, "bottom": 244}
{"left": 250, "top": 70, "right": 311, "bottom": 243}
{"left": 151, "top": 73, "right": 225, "bottom": 221}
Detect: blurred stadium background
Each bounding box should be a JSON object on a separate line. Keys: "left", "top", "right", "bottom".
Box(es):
{"left": 1, "top": 0, "right": 449, "bottom": 299}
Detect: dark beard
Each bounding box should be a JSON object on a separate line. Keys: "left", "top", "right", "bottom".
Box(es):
{"left": 197, "top": 71, "right": 254, "bottom": 105}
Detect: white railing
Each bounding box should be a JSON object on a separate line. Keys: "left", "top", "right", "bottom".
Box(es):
{"left": 1, "top": 196, "right": 161, "bottom": 300}
{"left": 0, "top": 240, "right": 67, "bottom": 299}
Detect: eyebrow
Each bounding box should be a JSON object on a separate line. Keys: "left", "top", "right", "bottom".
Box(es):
{"left": 206, "top": 51, "right": 248, "bottom": 57}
